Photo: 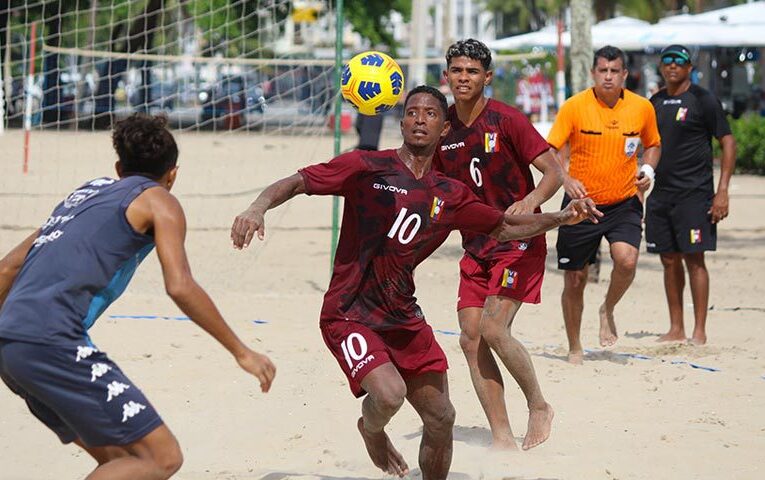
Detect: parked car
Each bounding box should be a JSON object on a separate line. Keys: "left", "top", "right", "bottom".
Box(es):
{"left": 199, "top": 75, "right": 265, "bottom": 130}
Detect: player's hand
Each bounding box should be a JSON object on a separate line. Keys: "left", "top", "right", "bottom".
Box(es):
{"left": 709, "top": 189, "right": 729, "bottom": 223}
{"left": 635, "top": 171, "right": 652, "bottom": 192}
{"left": 505, "top": 198, "right": 535, "bottom": 216}
{"left": 231, "top": 208, "right": 265, "bottom": 249}
{"left": 236, "top": 349, "right": 276, "bottom": 393}
{"left": 563, "top": 175, "right": 587, "bottom": 199}
{"left": 560, "top": 198, "right": 603, "bottom": 225}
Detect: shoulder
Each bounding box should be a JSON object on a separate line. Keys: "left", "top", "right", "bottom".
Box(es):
{"left": 624, "top": 89, "right": 652, "bottom": 107}
{"left": 649, "top": 88, "right": 667, "bottom": 104}
{"left": 688, "top": 84, "right": 721, "bottom": 107}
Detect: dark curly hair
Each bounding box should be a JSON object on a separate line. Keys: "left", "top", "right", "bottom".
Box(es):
{"left": 445, "top": 38, "right": 492, "bottom": 71}
{"left": 404, "top": 85, "right": 448, "bottom": 117}
{"left": 112, "top": 114, "right": 178, "bottom": 180}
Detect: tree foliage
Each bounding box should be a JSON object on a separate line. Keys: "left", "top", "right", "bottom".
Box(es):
{"left": 344, "top": 0, "right": 409, "bottom": 52}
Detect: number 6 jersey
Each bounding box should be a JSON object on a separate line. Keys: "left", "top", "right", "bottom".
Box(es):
{"left": 299, "top": 149, "right": 503, "bottom": 331}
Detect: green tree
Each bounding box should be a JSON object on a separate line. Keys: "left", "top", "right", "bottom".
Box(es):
{"left": 344, "top": 0, "right": 410, "bottom": 52}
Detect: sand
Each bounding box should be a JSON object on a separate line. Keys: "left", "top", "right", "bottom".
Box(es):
{"left": 0, "top": 127, "right": 763, "bottom": 480}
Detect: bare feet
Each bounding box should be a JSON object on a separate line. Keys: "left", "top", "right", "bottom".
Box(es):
{"left": 490, "top": 435, "right": 519, "bottom": 451}
{"left": 522, "top": 403, "right": 554, "bottom": 450}
{"left": 567, "top": 350, "right": 584, "bottom": 365}
{"left": 657, "top": 330, "right": 686, "bottom": 342}
{"left": 688, "top": 331, "right": 707, "bottom": 345}
{"left": 357, "top": 417, "right": 409, "bottom": 477}
{"left": 598, "top": 304, "right": 618, "bottom": 347}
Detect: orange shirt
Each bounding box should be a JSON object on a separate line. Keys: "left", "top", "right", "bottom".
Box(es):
{"left": 547, "top": 88, "right": 661, "bottom": 205}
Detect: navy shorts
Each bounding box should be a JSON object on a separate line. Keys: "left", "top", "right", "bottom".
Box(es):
{"left": 645, "top": 190, "right": 717, "bottom": 254}
{"left": 0, "top": 339, "right": 163, "bottom": 447}
{"left": 556, "top": 195, "right": 643, "bottom": 270}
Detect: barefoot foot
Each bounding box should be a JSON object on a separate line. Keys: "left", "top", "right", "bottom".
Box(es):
{"left": 490, "top": 435, "right": 519, "bottom": 451}
{"left": 598, "top": 304, "right": 618, "bottom": 347}
{"left": 688, "top": 332, "right": 707, "bottom": 345}
{"left": 357, "top": 417, "right": 409, "bottom": 477}
{"left": 567, "top": 350, "right": 584, "bottom": 365}
{"left": 657, "top": 331, "right": 686, "bottom": 343}
{"left": 522, "top": 403, "right": 554, "bottom": 450}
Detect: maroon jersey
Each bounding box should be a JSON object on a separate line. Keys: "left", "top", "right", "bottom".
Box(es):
{"left": 299, "top": 149, "right": 503, "bottom": 331}
{"left": 434, "top": 99, "right": 550, "bottom": 259}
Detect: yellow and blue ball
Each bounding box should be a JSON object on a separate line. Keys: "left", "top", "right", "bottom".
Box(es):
{"left": 341, "top": 51, "right": 404, "bottom": 116}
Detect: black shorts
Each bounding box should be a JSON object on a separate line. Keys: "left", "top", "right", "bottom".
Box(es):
{"left": 0, "top": 339, "right": 163, "bottom": 447}
{"left": 556, "top": 195, "right": 643, "bottom": 270}
{"left": 645, "top": 190, "right": 716, "bottom": 254}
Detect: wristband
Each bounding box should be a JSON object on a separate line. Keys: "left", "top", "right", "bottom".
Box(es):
{"left": 639, "top": 164, "right": 655, "bottom": 181}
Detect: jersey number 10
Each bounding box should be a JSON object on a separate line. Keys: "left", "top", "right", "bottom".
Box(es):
{"left": 387, "top": 208, "right": 422, "bottom": 245}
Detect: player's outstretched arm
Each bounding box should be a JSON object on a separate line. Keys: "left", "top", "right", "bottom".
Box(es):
{"left": 137, "top": 188, "right": 276, "bottom": 392}
{"left": 0, "top": 230, "right": 40, "bottom": 308}
{"left": 491, "top": 198, "right": 603, "bottom": 242}
{"left": 231, "top": 173, "right": 307, "bottom": 249}
{"left": 507, "top": 150, "right": 564, "bottom": 215}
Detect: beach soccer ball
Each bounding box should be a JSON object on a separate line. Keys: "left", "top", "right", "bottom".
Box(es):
{"left": 341, "top": 51, "right": 404, "bottom": 116}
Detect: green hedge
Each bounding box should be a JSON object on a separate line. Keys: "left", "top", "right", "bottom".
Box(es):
{"left": 713, "top": 114, "right": 765, "bottom": 174}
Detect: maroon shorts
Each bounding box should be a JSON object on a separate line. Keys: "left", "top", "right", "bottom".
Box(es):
{"left": 320, "top": 320, "right": 448, "bottom": 398}
{"left": 457, "top": 252, "right": 546, "bottom": 310}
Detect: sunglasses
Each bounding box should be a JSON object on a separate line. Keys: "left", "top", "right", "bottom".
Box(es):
{"left": 661, "top": 56, "right": 689, "bottom": 66}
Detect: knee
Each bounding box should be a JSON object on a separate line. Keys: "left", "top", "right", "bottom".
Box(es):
{"left": 683, "top": 253, "right": 707, "bottom": 272}
{"left": 613, "top": 255, "right": 638, "bottom": 273}
{"left": 423, "top": 402, "right": 456, "bottom": 438}
{"left": 563, "top": 270, "right": 588, "bottom": 293}
{"left": 480, "top": 320, "right": 507, "bottom": 350}
{"left": 458, "top": 322, "right": 481, "bottom": 356}
{"left": 371, "top": 383, "right": 407, "bottom": 415}
{"left": 660, "top": 253, "right": 681, "bottom": 269}
{"left": 155, "top": 440, "right": 184, "bottom": 479}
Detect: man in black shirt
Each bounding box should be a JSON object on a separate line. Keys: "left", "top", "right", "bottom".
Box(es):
{"left": 647, "top": 45, "right": 737, "bottom": 345}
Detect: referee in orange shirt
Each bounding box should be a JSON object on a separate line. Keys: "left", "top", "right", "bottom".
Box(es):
{"left": 547, "top": 46, "right": 661, "bottom": 364}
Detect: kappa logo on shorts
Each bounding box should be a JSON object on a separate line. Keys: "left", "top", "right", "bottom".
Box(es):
{"left": 518, "top": 242, "right": 528, "bottom": 251}
{"left": 690, "top": 229, "right": 702, "bottom": 244}
{"left": 90, "top": 363, "right": 112, "bottom": 382}
{"left": 75, "top": 345, "right": 99, "bottom": 362}
{"left": 559, "top": 257, "right": 571, "bottom": 264}
{"left": 121, "top": 401, "right": 146, "bottom": 423}
{"left": 106, "top": 381, "right": 131, "bottom": 402}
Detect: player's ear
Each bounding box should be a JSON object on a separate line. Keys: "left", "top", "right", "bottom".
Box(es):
{"left": 440, "top": 120, "right": 451, "bottom": 139}
{"left": 485, "top": 70, "right": 493, "bottom": 85}
{"left": 442, "top": 69, "right": 448, "bottom": 80}
{"left": 163, "top": 166, "right": 179, "bottom": 191}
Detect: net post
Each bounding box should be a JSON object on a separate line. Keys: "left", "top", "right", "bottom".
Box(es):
{"left": 330, "top": 0, "right": 344, "bottom": 271}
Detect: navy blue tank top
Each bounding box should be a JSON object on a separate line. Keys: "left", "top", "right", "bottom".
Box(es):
{"left": 0, "top": 175, "right": 159, "bottom": 345}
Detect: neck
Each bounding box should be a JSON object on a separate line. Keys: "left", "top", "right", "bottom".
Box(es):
{"left": 666, "top": 79, "right": 691, "bottom": 96}
{"left": 595, "top": 88, "right": 621, "bottom": 108}
{"left": 455, "top": 95, "right": 488, "bottom": 126}
{"left": 397, "top": 143, "right": 435, "bottom": 179}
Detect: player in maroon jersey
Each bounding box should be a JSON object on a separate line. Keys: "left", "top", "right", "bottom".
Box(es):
{"left": 231, "top": 86, "right": 598, "bottom": 479}
{"left": 435, "top": 39, "right": 564, "bottom": 451}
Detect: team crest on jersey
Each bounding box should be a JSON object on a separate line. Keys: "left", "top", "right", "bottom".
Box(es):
{"left": 624, "top": 137, "right": 640, "bottom": 157}
{"left": 64, "top": 188, "right": 99, "bottom": 209}
{"left": 501, "top": 269, "right": 518, "bottom": 289}
{"left": 430, "top": 196, "right": 445, "bottom": 220}
{"left": 690, "top": 228, "right": 702, "bottom": 244}
{"left": 484, "top": 132, "right": 499, "bottom": 153}
{"left": 676, "top": 107, "right": 688, "bottom": 122}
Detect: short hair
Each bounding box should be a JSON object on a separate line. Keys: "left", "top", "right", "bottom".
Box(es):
{"left": 593, "top": 45, "right": 627, "bottom": 70}
{"left": 112, "top": 114, "right": 178, "bottom": 180}
{"left": 403, "top": 85, "right": 448, "bottom": 117}
{"left": 445, "top": 38, "right": 492, "bottom": 71}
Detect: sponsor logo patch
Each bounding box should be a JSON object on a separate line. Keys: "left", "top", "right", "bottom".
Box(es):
{"left": 676, "top": 107, "right": 688, "bottom": 121}
{"left": 690, "top": 229, "right": 702, "bottom": 244}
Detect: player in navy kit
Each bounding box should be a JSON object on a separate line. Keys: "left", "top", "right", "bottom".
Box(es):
{"left": 231, "top": 86, "right": 599, "bottom": 479}
{"left": 0, "top": 115, "right": 275, "bottom": 480}
{"left": 648, "top": 45, "right": 736, "bottom": 345}
{"left": 434, "top": 39, "right": 563, "bottom": 450}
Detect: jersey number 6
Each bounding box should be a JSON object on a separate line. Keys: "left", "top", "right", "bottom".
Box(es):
{"left": 470, "top": 157, "right": 483, "bottom": 187}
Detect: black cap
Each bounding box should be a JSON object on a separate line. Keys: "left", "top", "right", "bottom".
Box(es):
{"left": 660, "top": 44, "right": 691, "bottom": 63}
